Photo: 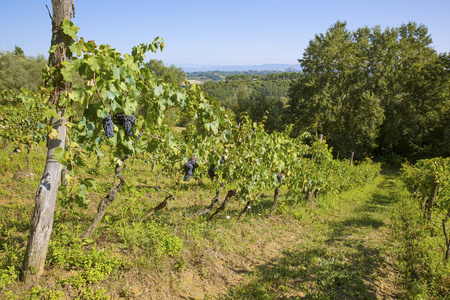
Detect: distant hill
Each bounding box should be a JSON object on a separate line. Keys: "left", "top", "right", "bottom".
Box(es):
{"left": 186, "top": 69, "right": 301, "bottom": 83}
{"left": 180, "top": 64, "right": 301, "bottom": 73}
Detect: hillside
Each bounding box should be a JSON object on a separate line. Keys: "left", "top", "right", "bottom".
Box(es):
{"left": 181, "top": 64, "right": 301, "bottom": 73}
{"left": 186, "top": 68, "right": 300, "bottom": 83}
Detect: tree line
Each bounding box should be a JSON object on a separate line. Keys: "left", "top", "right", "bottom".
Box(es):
{"left": 1, "top": 21, "right": 448, "bottom": 162}
{"left": 287, "top": 21, "right": 450, "bottom": 162}
{"left": 200, "top": 21, "right": 450, "bottom": 162}
{"left": 0, "top": 46, "right": 46, "bottom": 93}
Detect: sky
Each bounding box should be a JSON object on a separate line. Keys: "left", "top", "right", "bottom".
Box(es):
{"left": 1, "top": 0, "right": 449, "bottom": 69}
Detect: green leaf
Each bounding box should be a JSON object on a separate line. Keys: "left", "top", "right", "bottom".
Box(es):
{"left": 53, "top": 147, "right": 65, "bottom": 163}
{"left": 69, "top": 42, "right": 82, "bottom": 56}
{"left": 61, "top": 19, "right": 79, "bottom": 39}
{"left": 154, "top": 84, "right": 163, "bottom": 97}
{"left": 60, "top": 67, "right": 73, "bottom": 82}
{"left": 49, "top": 44, "right": 59, "bottom": 54}
{"left": 97, "top": 109, "right": 109, "bottom": 119}
{"left": 124, "top": 101, "right": 136, "bottom": 116}
{"left": 59, "top": 93, "right": 69, "bottom": 106}
{"left": 112, "top": 66, "right": 121, "bottom": 80}
{"left": 87, "top": 56, "right": 100, "bottom": 72}
{"left": 45, "top": 106, "right": 60, "bottom": 119}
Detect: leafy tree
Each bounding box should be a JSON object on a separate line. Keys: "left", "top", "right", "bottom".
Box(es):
{"left": 144, "top": 59, "right": 188, "bottom": 127}
{"left": 0, "top": 50, "right": 46, "bottom": 92}
{"left": 146, "top": 59, "right": 185, "bottom": 87}
{"left": 201, "top": 72, "right": 297, "bottom": 132}
{"left": 287, "top": 21, "right": 449, "bottom": 160}
{"left": 14, "top": 45, "right": 25, "bottom": 56}
{"left": 288, "top": 21, "right": 384, "bottom": 159}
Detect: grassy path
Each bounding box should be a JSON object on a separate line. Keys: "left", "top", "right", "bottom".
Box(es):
{"left": 219, "top": 171, "right": 406, "bottom": 299}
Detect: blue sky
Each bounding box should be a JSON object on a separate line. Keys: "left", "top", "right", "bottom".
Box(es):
{"left": 1, "top": 0, "right": 449, "bottom": 67}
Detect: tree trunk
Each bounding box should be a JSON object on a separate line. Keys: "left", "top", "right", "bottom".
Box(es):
{"left": 21, "top": 0, "right": 73, "bottom": 283}
{"left": 305, "top": 189, "right": 314, "bottom": 203}
{"left": 443, "top": 213, "right": 450, "bottom": 262}
{"left": 193, "top": 181, "right": 225, "bottom": 217}
{"left": 313, "top": 189, "right": 319, "bottom": 203}
{"left": 141, "top": 169, "right": 177, "bottom": 220}
{"left": 237, "top": 200, "right": 253, "bottom": 221}
{"left": 2, "top": 139, "right": 9, "bottom": 150}
{"left": 207, "top": 190, "right": 236, "bottom": 225}
{"left": 141, "top": 195, "right": 173, "bottom": 220}
{"left": 424, "top": 182, "right": 438, "bottom": 222}
{"left": 81, "top": 162, "right": 126, "bottom": 239}
{"left": 266, "top": 184, "right": 282, "bottom": 218}
{"left": 95, "top": 155, "right": 101, "bottom": 168}
{"left": 420, "top": 195, "right": 426, "bottom": 211}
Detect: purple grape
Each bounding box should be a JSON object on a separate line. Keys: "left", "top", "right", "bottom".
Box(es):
{"left": 102, "top": 115, "right": 114, "bottom": 138}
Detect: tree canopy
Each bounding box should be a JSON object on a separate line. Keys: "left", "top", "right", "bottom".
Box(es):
{"left": 0, "top": 48, "right": 46, "bottom": 93}
{"left": 287, "top": 21, "right": 450, "bottom": 160}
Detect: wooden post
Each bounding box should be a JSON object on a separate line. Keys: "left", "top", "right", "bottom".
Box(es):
{"left": 21, "top": 0, "right": 73, "bottom": 283}
{"left": 350, "top": 152, "right": 354, "bottom": 166}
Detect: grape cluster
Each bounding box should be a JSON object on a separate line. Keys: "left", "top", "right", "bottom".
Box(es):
{"left": 208, "top": 164, "right": 216, "bottom": 181}
{"left": 114, "top": 113, "right": 136, "bottom": 136}
{"left": 276, "top": 173, "right": 283, "bottom": 184}
{"left": 102, "top": 115, "right": 115, "bottom": 138}
{"left": 183, "top": 158, "right": 199, "bottom": 181}
{"left": 208, "top": 156, "right": 226, "bottom": 181}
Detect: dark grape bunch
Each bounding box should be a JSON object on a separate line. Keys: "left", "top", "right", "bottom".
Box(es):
{"left": 276, "top": 173, "right": 283, "bottom": 184}
{"left": 208, "top": 156, "right": 226, "bottom": 181}
{"left": 208, "top": 164, "right": 216, "bottom": 181}
{"left": 114, "top": 113, "right": 137, "bottom": 136}
{"left": 183, "top": 158, "right": 199, "bottom": 181}
{"left": 102, "top": 115, "right": 115, "bottom": 138}
{"left": 123, "top": 115, "right": 136, "bottom": 136}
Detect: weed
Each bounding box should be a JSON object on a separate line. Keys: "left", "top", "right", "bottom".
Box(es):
{"left": 114, "top": 219, "right": 183, "bottom": 257}
{"left": 46, "top": 229, "right": 122, "bottom": 291}
{"left": 0, "top": 242, "right": 24, "bottom": 289}
{"left": 23, "top": 285, "right": 65, "bottom": 300}
{"left": 391, "top": 190, "right": 450, "bottom": 298}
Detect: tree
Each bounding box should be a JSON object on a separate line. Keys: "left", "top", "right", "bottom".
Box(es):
{"left": 146, "top": 59, "right": 185, "bottom": 87}
{"left": 21, "top": 0, "right": 73, "bottom": 283}
{"left": 288, "top": 21, "right": 384, "bottom": 159}
{"left": 14, "top": 45, "right": 25, "bottom": 56}
{"left": 0, "top": 50, "right": 46, "bottom": 92}
{"left": 287, "top": 21, "right": 449, "bottom": 160}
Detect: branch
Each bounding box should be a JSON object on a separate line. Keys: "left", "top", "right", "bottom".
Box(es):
{"left": 156, "top": 168, "right": 163, "bottom": 189}
{"left": 71, "top": 0, "right": 75, "bottom": 18}
{"left": 444, "top": 211, "right": 450, "bottom": 248}
{"left": 45, "top": 5, "right": 53, "bottom": 21}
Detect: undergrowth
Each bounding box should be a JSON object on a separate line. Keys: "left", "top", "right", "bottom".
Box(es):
{"left": 391, "top": 186, "right": 450, "bottom": 299}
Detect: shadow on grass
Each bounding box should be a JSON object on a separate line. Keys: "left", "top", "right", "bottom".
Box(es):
{"left": 221, "top": 240, "right": 384, "bottom": 299}
{"left": 221, "top": 175, "right": 402, "bottom": 299}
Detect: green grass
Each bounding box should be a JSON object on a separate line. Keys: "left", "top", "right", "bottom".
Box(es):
{"left": 221, "top": 174, "right": 400, "bottom": 299}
